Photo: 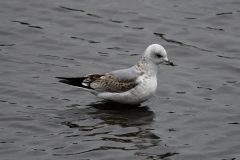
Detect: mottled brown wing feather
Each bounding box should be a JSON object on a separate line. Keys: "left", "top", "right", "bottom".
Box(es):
{"left": 85, "top": 73, "right": 137, "bottom": 92}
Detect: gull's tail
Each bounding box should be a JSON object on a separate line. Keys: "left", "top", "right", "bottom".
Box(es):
{"left": 56, "top": 77, "right": 98, "bottom": 94}
{"left": 56, "top": 77, "right": 86, "bottom": 87}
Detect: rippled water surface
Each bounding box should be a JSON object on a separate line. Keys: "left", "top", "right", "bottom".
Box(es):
{"left": 1, "top": 0, "right": 240, "bottom": 159}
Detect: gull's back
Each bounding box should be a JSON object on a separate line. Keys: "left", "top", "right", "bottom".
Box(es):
{"left": 109, "top": 66, "right": 140, "bottom": 81}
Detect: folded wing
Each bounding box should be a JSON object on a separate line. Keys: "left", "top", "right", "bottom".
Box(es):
{"left": 57, "top": 72, "right": 138, "bottom": 93}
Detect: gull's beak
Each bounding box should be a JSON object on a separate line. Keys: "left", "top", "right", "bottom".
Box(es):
{"left": 162, "top": 57, "right": 175, "bottom": 66}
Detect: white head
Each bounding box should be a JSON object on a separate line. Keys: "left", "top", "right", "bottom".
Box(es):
{"left": 143, "top": 44, "right": 173, "bottom": 66}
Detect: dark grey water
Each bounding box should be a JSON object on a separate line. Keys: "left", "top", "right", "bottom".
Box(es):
{"left": 0, "top": 0, "right": 240, "bottom": 159}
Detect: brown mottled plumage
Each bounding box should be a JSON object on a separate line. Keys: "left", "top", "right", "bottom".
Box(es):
{"left": 84, "top": 73, "right": 137, "bottom": 92}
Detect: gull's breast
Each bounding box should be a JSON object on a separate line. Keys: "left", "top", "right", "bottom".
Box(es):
{"left": 131, "top": 74, "right": 157, "bottom": 101}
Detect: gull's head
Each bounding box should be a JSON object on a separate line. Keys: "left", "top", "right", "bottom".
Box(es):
{"left": 143, "top": 44, "right": 174, "bottom": 66}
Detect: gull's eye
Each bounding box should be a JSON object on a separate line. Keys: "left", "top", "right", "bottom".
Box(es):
{"left": 156, "top": 54, "right": 163, "bottom": 58}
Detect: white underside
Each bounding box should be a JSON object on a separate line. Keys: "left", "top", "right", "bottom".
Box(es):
{"left": 97, "top": 74, "right": 157, "bottom": 104}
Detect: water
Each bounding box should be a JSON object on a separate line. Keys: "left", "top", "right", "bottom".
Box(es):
{"left": 0, "top": 0, "right": 240, "bottom": 159}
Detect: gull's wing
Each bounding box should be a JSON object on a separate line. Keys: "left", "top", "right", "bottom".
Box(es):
{"left": 57, "top": 70, "right": 139, "bottom": 93}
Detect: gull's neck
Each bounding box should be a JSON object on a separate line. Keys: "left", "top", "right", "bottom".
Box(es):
{"left": 135, "top": 57, "right": 158, "bottom": 77}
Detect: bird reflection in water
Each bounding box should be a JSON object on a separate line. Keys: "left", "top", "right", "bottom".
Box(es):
{"left": 87, "top": 100, "right": 155, "bottom": 127}
{"left": 60, "top": 101, "right": 160, "bottom": 150}
{"left": 58, "top": 101, "right": 177, "bottom": 159}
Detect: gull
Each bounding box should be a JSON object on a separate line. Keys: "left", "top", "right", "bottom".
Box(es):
{"left": 57, "top": 44, "right": 174, "bottom": 104}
